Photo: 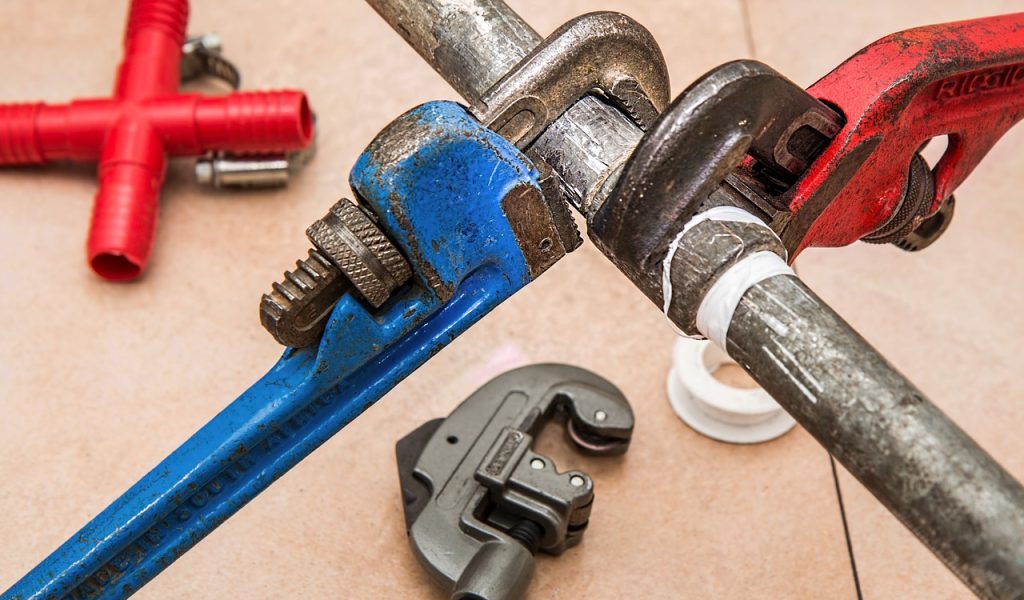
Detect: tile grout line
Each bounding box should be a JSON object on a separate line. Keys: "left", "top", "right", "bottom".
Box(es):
{"left": 830, "top": 454, "right": 864, "bottom": 599}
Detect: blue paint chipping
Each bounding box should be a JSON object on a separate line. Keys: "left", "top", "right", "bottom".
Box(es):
{"left": 4, "top": 102, "right": 541, "bottom": 600}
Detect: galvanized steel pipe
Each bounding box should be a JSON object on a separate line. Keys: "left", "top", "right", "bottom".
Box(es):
{"left": 729, "top": 273, "right": 1024, "bottom": 597}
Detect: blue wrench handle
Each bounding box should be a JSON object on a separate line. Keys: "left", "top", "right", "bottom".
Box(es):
{"left": 4, "top": 102, "right": 542, "bottom": 600}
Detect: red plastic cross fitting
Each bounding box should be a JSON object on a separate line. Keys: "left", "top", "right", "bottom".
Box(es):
{"left": 0, "top": 0, "right": 314, "bottom": 281}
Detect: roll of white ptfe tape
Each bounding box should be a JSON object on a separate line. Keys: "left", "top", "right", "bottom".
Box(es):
{"left": 666, "top": 336, "right": 796, "bottom": 444}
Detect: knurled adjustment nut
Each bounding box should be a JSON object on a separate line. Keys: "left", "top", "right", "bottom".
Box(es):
{"left": 306, "top": 199, "right": 412, "bottom": 307}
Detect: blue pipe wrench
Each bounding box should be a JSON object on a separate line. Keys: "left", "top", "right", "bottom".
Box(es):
{"left": 3, "top": 101, "right": 580, "bottom": 600}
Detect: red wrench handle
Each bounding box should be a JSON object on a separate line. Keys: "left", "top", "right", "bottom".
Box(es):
{"left": 782, "top": 13, "right": 1024, "bottom": 254}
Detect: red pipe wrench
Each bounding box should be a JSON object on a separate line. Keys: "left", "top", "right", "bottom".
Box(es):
{"left": 780, "top": 13, "right": 1024, "bottom": 255}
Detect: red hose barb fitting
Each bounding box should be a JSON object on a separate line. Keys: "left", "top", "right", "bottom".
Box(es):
{"left": 0, "top": 0, "right": 314, "bottom": 281}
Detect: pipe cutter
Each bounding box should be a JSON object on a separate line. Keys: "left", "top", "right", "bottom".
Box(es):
{"left": 397, "top": 364, "right": 633, "bottom": 600}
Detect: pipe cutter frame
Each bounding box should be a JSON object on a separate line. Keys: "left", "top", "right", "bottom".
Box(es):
{"left": 397, "top": 364, "right": 633, "bottom": 600}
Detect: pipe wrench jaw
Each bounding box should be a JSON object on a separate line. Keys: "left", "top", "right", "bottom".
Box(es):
{"left": 396, "top": 364, "right": 634, "bottom": 600}
{"left": 588, "top": 59, "right": 841, "bottom": 302}
{"left": 319, "top": 100, "right": 575, "bottom": 334}
{"left": 349, "top": 102, "right": 580, "bottom": 292}
{"left": 263, "top": 100, "right": 582, "bottom": 349}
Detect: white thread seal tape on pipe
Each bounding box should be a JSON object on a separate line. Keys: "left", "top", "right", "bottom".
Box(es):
{"left": 696, "top": 251, "right": 794, "bottom": 348}
{"left": 661, "top": 206, "right": 794, "bottom": 347}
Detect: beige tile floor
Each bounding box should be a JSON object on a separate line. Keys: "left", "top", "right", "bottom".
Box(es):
{"left": 0, "top": 1, "right": 1021, "bottom": 598}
